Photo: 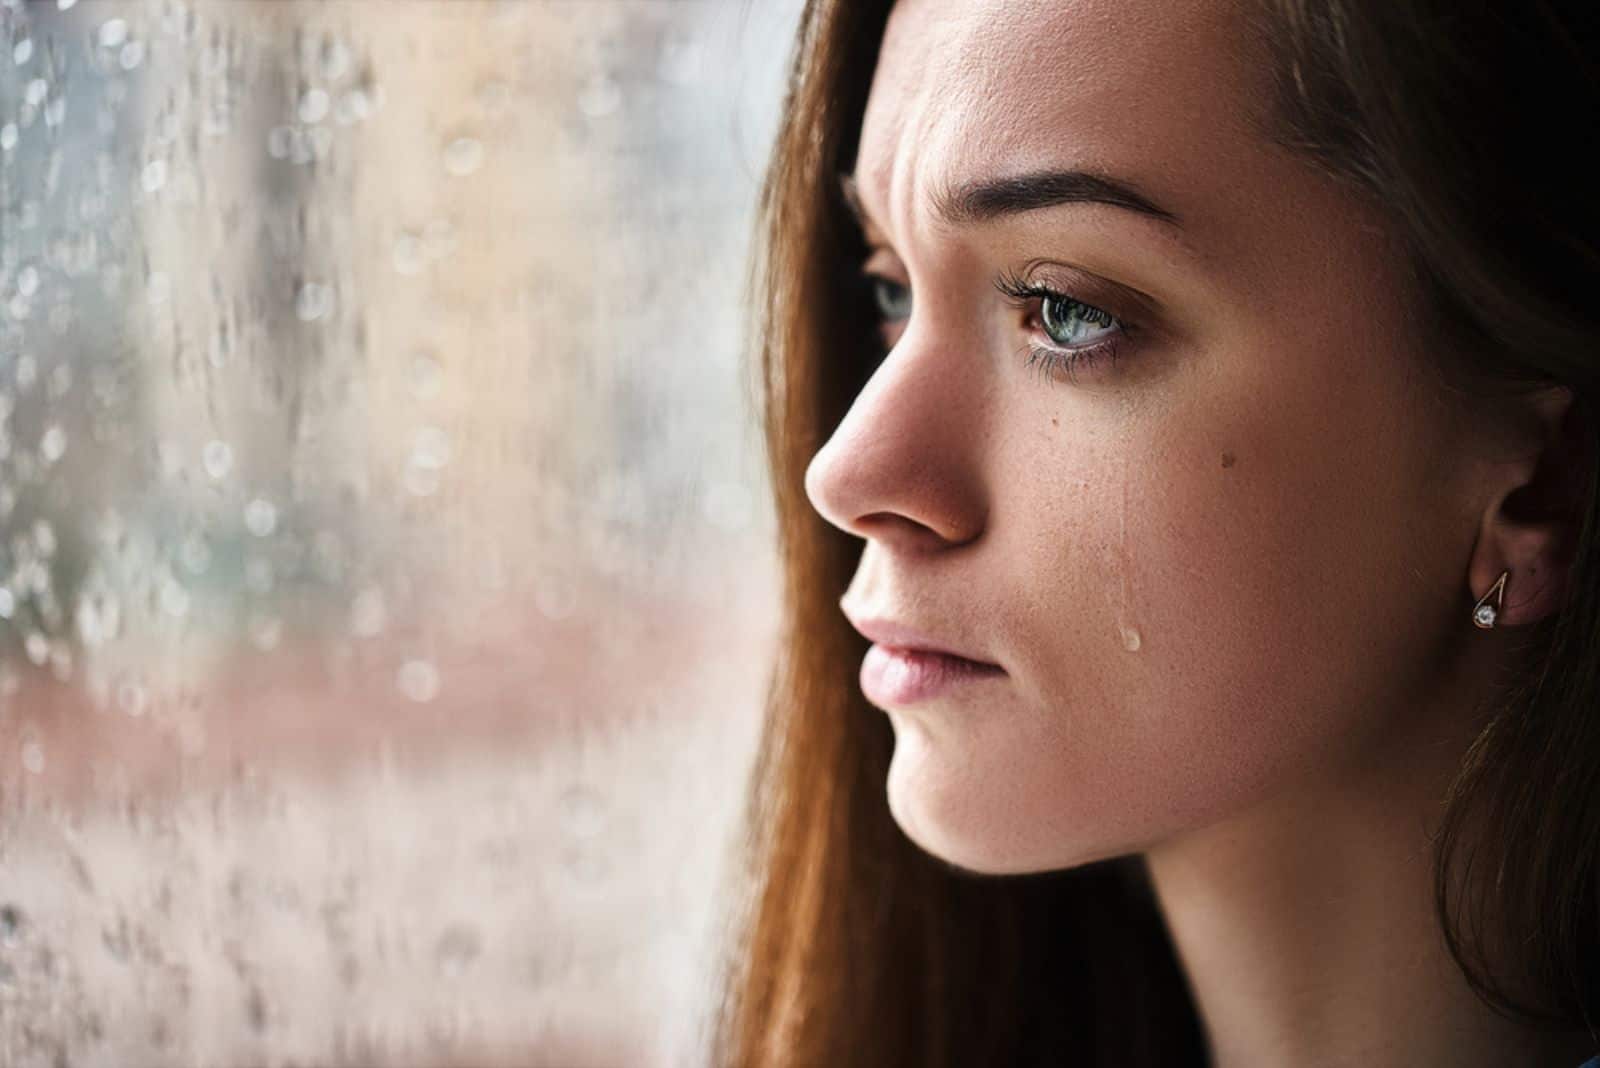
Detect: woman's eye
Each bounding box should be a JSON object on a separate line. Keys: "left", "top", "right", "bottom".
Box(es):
{"left": 869, "top": 276, "right": 912, "bottom": 322}
{"left": 1039, "top": 294, "right": 1118, "bottom": 347}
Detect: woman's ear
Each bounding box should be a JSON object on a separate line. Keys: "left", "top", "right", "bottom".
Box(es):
{"left": 1466, "top": 386, "right": 1594, "bottom": 627}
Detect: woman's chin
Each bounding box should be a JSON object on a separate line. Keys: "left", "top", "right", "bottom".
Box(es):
{"left": 883, "top": 714, "right": 1153, "bottom": 877}
{"left": 884, "top": 722, "right": 1073, "bottom": 877}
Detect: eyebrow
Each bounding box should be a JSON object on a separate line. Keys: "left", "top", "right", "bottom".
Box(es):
{"left": 838, "top": 168, "right": 1182, "bottom": 231}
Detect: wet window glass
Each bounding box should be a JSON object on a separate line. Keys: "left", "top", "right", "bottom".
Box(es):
{"left": 0, "top": 1, "right": 796, "bottom": 1062}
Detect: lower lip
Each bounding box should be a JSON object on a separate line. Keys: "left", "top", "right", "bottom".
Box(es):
{"left": 859, "top": 643, "right": 1005, "bottom": 706}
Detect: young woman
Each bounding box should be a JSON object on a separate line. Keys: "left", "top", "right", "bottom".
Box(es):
{"left": 711, "top": 1, "right": 1600, "bottom": 1064}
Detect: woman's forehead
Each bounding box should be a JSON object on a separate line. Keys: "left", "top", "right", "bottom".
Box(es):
{"left": 853, "top": 0, "right": 1268, "bottom": 244}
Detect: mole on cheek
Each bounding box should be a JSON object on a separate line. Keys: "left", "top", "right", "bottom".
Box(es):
{"left": 1221, "top": 451, "right": 1237, "bottom": 469}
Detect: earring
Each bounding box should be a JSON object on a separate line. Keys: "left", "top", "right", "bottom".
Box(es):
{"left": 1472, "top": 570, "right": 1509, "bottom": 629}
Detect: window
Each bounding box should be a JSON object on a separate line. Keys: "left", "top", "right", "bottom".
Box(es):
{"left": 0, "top": 1, "right": 795, "bottom": 1061}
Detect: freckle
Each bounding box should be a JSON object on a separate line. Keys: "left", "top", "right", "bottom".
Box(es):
{"left": 1051, "top": 417, "right": 1059, "bottom": 428}
{"left": 1221, "top": 452, "right": 1236, "bottom": 469}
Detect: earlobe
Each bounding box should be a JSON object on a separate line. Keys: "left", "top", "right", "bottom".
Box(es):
{"left": 1465, "top": 388, "right": 1593, "bottom": 629}
{"left": 1467, "top": 523, "right": 1575, "bottom": 628}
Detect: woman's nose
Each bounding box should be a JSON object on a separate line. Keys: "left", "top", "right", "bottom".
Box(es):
{"left": 802, "top": 323, "right": 989, "bottom": 550}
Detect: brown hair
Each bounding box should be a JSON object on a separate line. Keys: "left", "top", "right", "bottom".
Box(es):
{"left": 709, "top": 1, "right": 1600, "bottom": 1064}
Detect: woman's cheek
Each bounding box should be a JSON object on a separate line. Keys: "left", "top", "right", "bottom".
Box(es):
{"left": 1011, "top": 413, "right": 1363, "bottom": 830}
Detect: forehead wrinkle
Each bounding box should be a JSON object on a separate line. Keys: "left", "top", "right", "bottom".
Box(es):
{"left": 855, "top": 0, "right": 1276, "bottom": 281}
{"left": 859, "top": 0, "right": 1140, "bottom": 250}
{"left": 859, "top": 13, "right": 1025, "bottom": 254}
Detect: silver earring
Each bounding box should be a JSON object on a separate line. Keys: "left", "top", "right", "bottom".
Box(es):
{"left": 1472, "top": 570, "right": 1509, "bottom": 629}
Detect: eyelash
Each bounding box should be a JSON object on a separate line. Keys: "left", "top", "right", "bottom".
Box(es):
{"left": 991, "top": 268, "right": 1128, "bottom": 383}
{"left": 859, "top": 268, "right": 1131, "bottom": 384}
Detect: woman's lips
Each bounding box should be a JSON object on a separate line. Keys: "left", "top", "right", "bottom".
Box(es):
{"left": 859, "top": 643, "right": 1006, "bottom": 706}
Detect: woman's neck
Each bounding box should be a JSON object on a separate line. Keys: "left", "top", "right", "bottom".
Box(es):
{"left": 1143, "top": 701, "right": 1593, "bottom": 1068}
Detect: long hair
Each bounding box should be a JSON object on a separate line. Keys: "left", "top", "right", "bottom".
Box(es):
{"left": 710, "top": 2, "right": 1600, "bottom": 1064}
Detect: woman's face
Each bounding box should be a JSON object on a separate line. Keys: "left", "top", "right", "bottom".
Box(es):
{"left": 804, "top": 0, "right": 1489, "bottom": 873}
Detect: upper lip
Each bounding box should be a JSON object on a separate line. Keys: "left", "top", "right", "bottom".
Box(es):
{"left": 842, "top": 610, "right": 1003, "bottom": 669}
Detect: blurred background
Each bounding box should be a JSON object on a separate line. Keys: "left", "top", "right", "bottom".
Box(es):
{"left": 0, "top": 0, "right": 798, "bottom": 1063}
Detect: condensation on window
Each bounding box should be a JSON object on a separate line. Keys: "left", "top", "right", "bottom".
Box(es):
{"left": 0, "top": 1, "right": 796, "bottom": 1063}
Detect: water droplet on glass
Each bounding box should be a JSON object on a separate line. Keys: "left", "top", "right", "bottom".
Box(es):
{"left": 147, "top": 271, "right": 171, "bottom": 305}
{"left": 350, "top": 587, "right": 385, "bottom": 637}
{"left": 248, "top": 614, "right": 282, "bottom": 651}
{"left": 334, "top": 89, "right": 370, "bottom": 126}
{"left": 442, "top": 137, "right": 483, "bottom": 177}
{"left": 21, "top": 561, "right": 49, "bottom": 595}
{"left": 34, "top": 520, "right": 57, "bottom": 557}
{"left": 244, "top": 497, "right": 278, "bottom": 537}
{"left": 295, "top": 281, "right": 330, "bottom": 322}
{"left": 0, "top": 123, "right": 17, "bottom": 152}
{"left": 659, "top": 37, "right": 706, "bottom": 84}
{"left": 119, "top": 40, "right": 145, "bottom": 70}
{"left": 39, "top": 423, "right": 66, "bottom": 463}
{"left": 13, "top": 39, "right": 34, "bottom": 66}
{"left": 320, "top": 39, "right": 351, "bottom": 81}
{"left": 1119, "top": 625, "right": 1143, "bottom": 653}
{"left": 24, "top": 632, "right": 49, "bottom": 665}
{"left": 290, "top": 129, "right": 316, "bottom": 165}
{"left": 20, "top": 741, "right": 44, "bottom": 775}
{"left": 392, "top": 232, "right": 425, "bottom": 276}
{"left": 76, "top": 590, "right": 121, "bottom": 647}
{"left": 160, "top": 577, "right": 190, "bottom": 618}
{"left": 396, "top": 659, "right": 439, "bottom": 703}
{"left": 17, "top": 265, "right": 40, "bottom": 297}
{"left": 12, "top": 354, "right": 35, "bottom": 391}
{"left": 306, "top": 125, "right": 334, "bottom": 161}
{"left": 49, "top": 641, "right": 73, "bottom": 681}
{"left": 298, "top": 88, "right": 330, "bottom": 124}
{"left": 116, "top": 679, "right": 147, "bottom": 717}
{"left": 46, "top": 363, "right": 71, "bottom": 399}
{"left": 202, "top": 439, "right": 233, "bottom": 480}
{"left": 140, "top": 158, "right": 167, "bottom": 193}
{"left": 98, "top": 19, "right": 129, "bottom": 49}
{"left": 58, "top": 0, "right": 79, "bottom": 10}
{"left": 0, "top": 587, "right": 13, "bottom": 618}
{"left": 411, "top": 426, "right": 450, "bottom": 469}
